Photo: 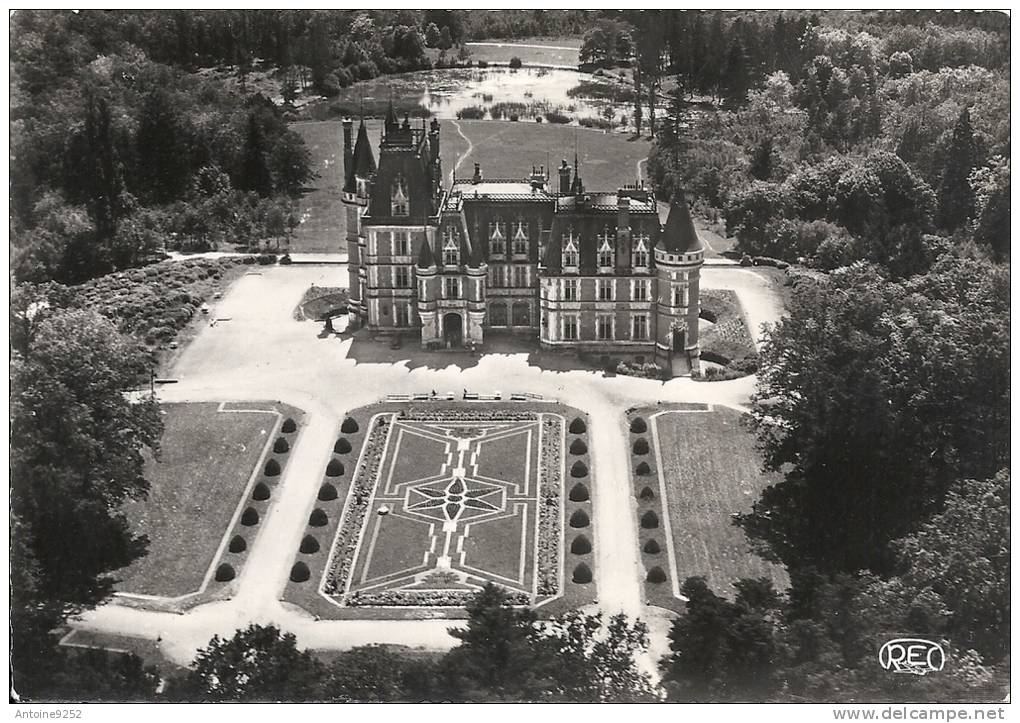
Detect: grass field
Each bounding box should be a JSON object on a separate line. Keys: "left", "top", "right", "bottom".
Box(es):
{"left": 289, "top": 118, "right": 649, "bottom": 254}
{"left": 282, "top": 401, "right": 593, "bottom": 619}
{"left": 632, "top": 406, "right": 787, "bottom": 610}
{"left": 115, "top": 403, "right": 281, "bottom": 598}
{"left": 463, "top": 37, "right": 582, "bottom": 67}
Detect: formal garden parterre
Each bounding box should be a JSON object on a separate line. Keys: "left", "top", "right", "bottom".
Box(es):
{"left": 282, "top": 401, "right": 595, "bottom": 620}
{"left": 114, "top": 401, "right": 303, "bottom": 611}
{"left": 627, "top": 404, "right": 787, "bottom": 613}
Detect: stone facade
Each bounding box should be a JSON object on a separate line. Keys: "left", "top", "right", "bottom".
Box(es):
{"left": 343, "top": 108, "right": 704, "bottom": 369}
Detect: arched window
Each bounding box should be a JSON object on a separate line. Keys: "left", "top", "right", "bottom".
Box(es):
{"left": 597, "top": 228, "right": 614, "bottom": 270}
{"left": 391, "top": 175, "right": 409, "bottom": 216}
{"left": 632, "top": 233, "right": 649, "bottom": 269}
{"left": 442, "top": 225, "right": 460, "bottom": 266}
{"left": 512, "top": 219, "right": 529, "bottom": 255}
{"left": 512, "top": 301, "right": 531, "bottom": 326}
{"left": 562, "top": 227, "right": 579, "bottom": 269}
{"left": 489, "top": 301, "right": 508, "bottom": 326}
{"left": 489, "top": 218, "right": 506, "bottom": 255}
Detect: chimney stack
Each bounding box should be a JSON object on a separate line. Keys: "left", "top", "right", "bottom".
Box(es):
{"left": 472, "top": 162, "right": 483, "bottom": 184}
{"left": 618, "top": 193, "right": 630, "bottom": 232}
{"left": 342, "top": 117, "right": 353, "bottom": 176}
{"left": 558, "top": 159, "right": 571, "bottom": 194}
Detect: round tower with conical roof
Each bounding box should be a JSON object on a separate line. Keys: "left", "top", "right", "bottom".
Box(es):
{"left": 415, "top": 233, "right": 440, "bottom": 346}
{"left": 654, "top": 192, "right": 705, "bottom": 372}
{"left": 342, "top": 118, "right": 376, "bottom": 329}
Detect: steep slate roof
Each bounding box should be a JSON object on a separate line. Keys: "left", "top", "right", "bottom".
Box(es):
{"left": 417, "top": 236, "right": 436, "bottom": 268}
{"left": 344, "top": 120, "right": 376, "bottom": 193}
{"left": 658, "top": 192, "right": 702, "bottom": 253}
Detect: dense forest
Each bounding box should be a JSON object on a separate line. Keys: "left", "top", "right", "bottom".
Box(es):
{"left": 9, "top": 9, "right": 1011, "bottom": 703}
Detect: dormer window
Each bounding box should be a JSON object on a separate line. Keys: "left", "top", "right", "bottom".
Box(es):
{"left": 512, "top": 219, "right": 529, "bottom": 255}
{"left": 632, "top": 234, "right": 649, "bottom": 269}
{"left": 562, "top": 227, "right": 579, "bottom": 269}
{"left": 597, "top": 228, "right": 614, "bottom": 271}
{"left": 391, "top": 175, "right": 409, "bottom": 216}
{"left": 489, "top": 219, "right": 506, "bottom": 255}
{"left": 442, "top": 225, "right": 460, "bottom": 266}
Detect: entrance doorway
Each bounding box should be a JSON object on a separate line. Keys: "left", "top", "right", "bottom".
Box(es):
{"left": 672, "top": 328, "right": 686, "bottom": 352}
{"left": 443, "top": 312, "right": 463, "bottom": 348}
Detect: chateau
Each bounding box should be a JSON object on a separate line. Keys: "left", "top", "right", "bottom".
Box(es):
{"left": 343, "top": 108, "right": 704, "bottom": 369}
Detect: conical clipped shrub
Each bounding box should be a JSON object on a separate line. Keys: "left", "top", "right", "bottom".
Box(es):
{"left": 569, "top": 417, "right": 587, "bottom": 434}
{"left": 570, "top": 534, "right": 592, "bottom": 555}
{"left": 241, "top": 507, "right": 259, "bottom": 526}
{"left": 572, "top": 562, "right": 593, "bottom": 584}
{"left": 318, "top": 483, "right": 338, "bottom": 501}
{"left": 639, "top": 486, "right": 655, "bottom": 500}
{"left": 570, "top": 461, "right": 588, "bottom": 478}
{"left": 228, "top": 535, "right": 247, "bottom": 554}
{"left": 264, "top": 458, "right": 281, "bottom": 476}
{"left": 309, "top": 508, "right": 328, "bottom": 527}
{"left": 630, "top": 417, "right": 647, "bottom": 434}
{"left": 640, "top": 510, "right": 659, "bottom": 529}
{"left": 281, "top": 418, "right": 297, "bottom": 433}
{"left": 340, "top": 417, "right": 359, "bottom": 434}
{"left": 334, "top": 438, "right": 352, "bottom": 454}
{"left": 643, "top": 538, "right": 661, "bottom": 555}
{"left": 569, "top": 482, "right": 590, "bottom": 502}
{"left": 325, "top": 458, "right": 344, "bottom": 477}
{"left": 647, "top": 566, "right": 667, "bottom": 584}
{"left": 569, "top": 509, "right": 590, "bottom": 528}
{"left": 569, "top": 438, "right": 588, "bottom": 455}
{"left": 635, "top": 461, "right": 651, "bottom": 476}
{"left": 290, "top": 561, "right": 311, "bottom": 583}
{"left": 273, "top": 437, "right": 290, "bottom": 454}
{"left": 632, "top": 438, "right": 650, "bottom": 455}
{"left": 300, "top": 535, "right": 320, "bottom": 554}
{"left": 252, "top": 481, "right": 271, "bottom": 501}
{"left": 215, "top": 563, "right": 235, "bottom": 582}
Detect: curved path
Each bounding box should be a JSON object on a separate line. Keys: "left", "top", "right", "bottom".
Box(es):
{"left": 73, "top": 265, "right": 782, "bottom": 674}
{"left": 448, "top": 118, "right": 474, "bottom": 184}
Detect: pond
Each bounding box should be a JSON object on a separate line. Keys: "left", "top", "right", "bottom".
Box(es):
{"left": 301, "top": 66, "right": 647, "bottom": 131}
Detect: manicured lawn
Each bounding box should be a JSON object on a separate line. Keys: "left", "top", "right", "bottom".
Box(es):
{"left": 115, "top": 402, "right": 280, "bottom": 598}
{"left": 463, "top": 37, "right": 582, "bottom": 67}
{"left": 288, "top": 118, "right": 647, "bottom": 254}
{"left": 282, "top": 401, "right": 594, "bottom": 619}
{"left": 639, "top": 406, "right": 787, "bottom": 607}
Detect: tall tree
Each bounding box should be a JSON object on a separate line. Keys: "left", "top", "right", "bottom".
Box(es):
{"left": 135, "top": 88, "right": 191, "bottom": 204}
{"left": 740, "top": 259, "right": 1009, "bottom": 574}
{"left": 937, "top": 107, "right": 980, "bottom": 231}
{"left": 169, "top": 624, "right": 325, "bottom": 701}
{"left": 10, "top": 291, "right": 162, "bottom": 694}
{"left": 240, "top": 111, "right": 273, "bottom": 196}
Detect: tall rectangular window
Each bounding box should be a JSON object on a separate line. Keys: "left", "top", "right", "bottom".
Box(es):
{"left": 632, "top": 314, "right": 648, "bottom": 340}
{"left": 490, "top": 265, "right": 505, "bottom": 288}
{"left": 512, "top": 220, "right": 529, "bottom": 255}
{"left": 673, "top": 284, "right": 689, "bottom": 308}
{"left": 513, "top": 265, "right": 528, "bottom": 288}
{"left": 562, "top": 279, "right": 578, "bottom": 301}
{"left": 444, "top": 277, "right": 460, "bottom": 299}
{"left": 563, "top": 314, "right": 579, "bottom": 340}
{"left": 395, "top": 266, "right": 410, "bottom": 288}
{"left": 395, "top": 303, "right": 409, "bottom": 326}
{"left": 597, "top": 279, "right": 614, "bottom": 301}
{"left": 596, "top": 314, "right": 614, "bottom": 340}
{"left": 632, "top": 279, "right": 649, "bottom": 301}
{"left": 394, "top": 231, "right": 409, "bottom": 256}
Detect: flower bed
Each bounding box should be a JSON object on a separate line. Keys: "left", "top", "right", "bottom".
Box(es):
{"left": 536, "top": 415, "right": 563, "bottom": 596}
{"left": 400, "top": 409, "right": 537, "bottom": 422}
{"left": 322, "top": 415, "right": 394, "bottom": 595}
{"left": 347, "top": 587, "right": 531, "bottom": 607}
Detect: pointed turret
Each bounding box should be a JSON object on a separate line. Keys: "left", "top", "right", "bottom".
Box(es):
{"left": 344, "top": 119, "right": 376, "bottom": 194}
{"left": 658, "top": 191, "right": 702, "bottom": 253}
{"left": 383, "top": 99, "right": 399, "bottom": 135}
{"left": 417, "top": 237, "right": 436, "bottom": 269}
